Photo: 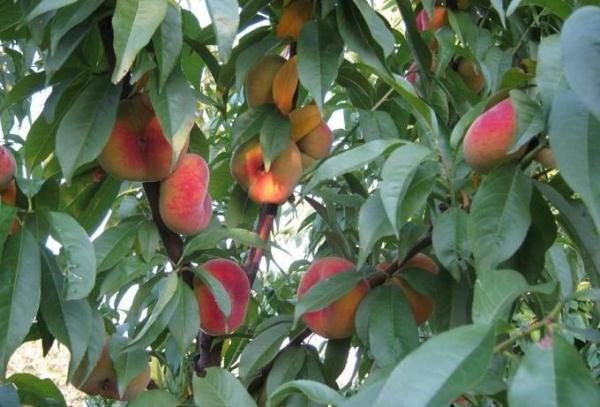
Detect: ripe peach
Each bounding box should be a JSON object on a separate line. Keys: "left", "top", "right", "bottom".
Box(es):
{"left": 193, "top": 258, "right": 250, "bottom": 336}
{"left": 462, "top": 98, "right": 525, "bottom": 172}
{"left": 246, "top": 55, "right": 286, "bottom": 108}
{"left": 415, "top": 6, "right": 448, "bottom": 32}
{"left": 272, "top": 56, "right": 299, "bottom": 115}
{"left": 230, "top": 139, "right": 302, "bottom": 204}
{"left": 98, "top": 96, "right": 186, "bottom": 182}
{"left": 0, "top": 146, "right": 16, "bottom": 191}
{"left": 1, "top": 180, "right": 20, "bottom": 235}
{"left": 72, "top": 344, "right": 150, "bottom": 401}
{"left": 276, "top": 0, "right": 313, "bottom": 40}
{"left": 296, "top": 121, "right": 333, "bottom": 160}
{"left": 297, "top": 257, "right": 369, "bottom": 339}
{"left": 457, "top": 58, "right": 485, "bottom": 93}
{"left": 289, "top": 105, "right": 321, "bottom": 141}
{"left": 159, "top": 153, "right": 212, "bottom": 235}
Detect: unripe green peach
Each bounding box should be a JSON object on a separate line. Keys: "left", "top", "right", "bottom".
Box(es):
{"left": 297, "top": 257, "right": 369, "bottom": 339}
{"left": 246, "top": 55, "right": 286, "bottom": 108}
{"left": 194, "top": 259, "right": 251, "bottom": 336}
{"left": 159, "top": 153, "right": 212, "bottom": 235}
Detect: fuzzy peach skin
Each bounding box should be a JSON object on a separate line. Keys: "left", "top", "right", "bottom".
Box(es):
{"left": 194, "top": 259, "right": 251, "bottom": 336}
{"left": 297, "top": 257, "right": 370, "bottom": 339}
{"left": 98, "top": 96, "right": 186, "bottom": 182}
{"left": 296, "top": 121, "right": 333, "bottom": 160}
{"left": 246, "top": 55, "right": 286, "bottom": 108}
{"left": 0, "top": 145, "right": 16, "bottom": 191}
{"left": 230, "top": 139, "right": 302, "bottom": 204}
{"left": 289, "top": 105, "right": 322, "bottom": 141}
{"left": 272, "top": 56, "right": 299, "bottom": 115}
{"left": 159, "top": 153, "right": 212, "bottom": 235}
{"left": 462, "top": 98, "right": 525, "bottom": 172}
{"left": 1, "top": 180, "right": 20, "bottom": 234}
{"left": 415, "top": 6, "right": 448, "bottom": 32}
{"left": 276, "top": 0, "right": 313, "bottom": 40}
{"left": 457, "top": 58, "right": 485, "bottom": 93}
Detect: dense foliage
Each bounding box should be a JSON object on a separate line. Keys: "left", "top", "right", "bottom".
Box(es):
{"left": 0, "top": 0, "right": 599, "bottom": 405}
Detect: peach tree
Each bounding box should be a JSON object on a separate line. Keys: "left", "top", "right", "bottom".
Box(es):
{"left": 0, "top": 0, "right": 599, "bottom": 405}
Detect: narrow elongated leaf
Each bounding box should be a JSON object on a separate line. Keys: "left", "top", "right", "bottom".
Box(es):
{"left": 0, "top": 230, "right": 41, "bottom": 378}
{"left": 98, "top": 256, "right": 149, "bottom": 299}
{"left": 194, "top": 266, "right": 231, "bottom": 319}
{"left": 304, "top": 139, "right": 402, "bottom": 192}
{"left": 467, "top": 165, "right": 532, "bottom": 271}
{"left": 508, "top": 335, "right": 600, "bottom": 406}
{"left": 0, "top": 72, "right": 46, "bottom": 112}
{"left": 56, "top": 76, "right": 121, "bottom": 181}
{"left": 232, "top": 107, "right": 269, "bottom": 146}
{"left": 153, "top": 2, "right": 183, "bottom": 89}
{"left": 50, "top": 0, "right": 104, "bottom": 53}
{"left": 47, "top": 212, "right": 96, "bottom": 300}
{"left": 472, "top": 269, "right": 529, "bottom": 324}
{"left": 167, "top": 283, "right": 200, "bottom": 354}
{"left": 358, "top": 193, "right": 394, "bottom": 266}
{"left": 549, "top": 90, "right": 600, "bottom": 232}
{"left": 375, "top": 324, "right": 494, "bottom": 407}
{"left": 432, "top": 208, "right": 469, "bottom": 280}
{"left": 561, "top": 6, "right": 600, "bottom": 120}
{"left": 0, "top": 384, "right": 19, "bottom": 406}
{"left": 294, "top": 271, "right": 364, "bottom": 325}
{"left": 94, "top": 221, "right": 139, "bottom": 272}
{"left": 268, "top": 380, "right": 344, "bottom": 407}
{"left": 109, "top": 337, "right": 150, "bottom": 398}
{"left": 206, "top": 0, "right": 239, "bottom": 62}
{"left": 111, "top": 0, "right": 168, "bottom": 83}
{"left": 260, "top": 109, "right": 291, "bottom": 171}
{"left": 380, "top": 143, "right": 432, "bottom": 233}
{"left": 27, "top": 0, "right": 76, "bottom": 21}
{"left": 8, "top": 373, "right": 66, "bottom": 407}
{"left": 297, "top": 20, "right": 344, "bottom": 111}
{"left": 129, "top": 390, "right": 180, "bottom": 407}
{"left": 266, "top": 348, "right": 306, "bottom": 396}
{"left": 183, "top": 227, "right": 265, "bottom": 257}
{"left": 508, "top": 90, "right": 545, "bottom": 153}
{"left": 536, "top": 35, "right": 568, "bottom": 108}
{"left": 193, "top": 368, "right": 256, "bottom": 407}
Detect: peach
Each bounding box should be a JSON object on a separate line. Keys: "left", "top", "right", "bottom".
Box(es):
{"left": 297, "top": 257, "right": 369, "bottom": 339}
{"left": 0, "top": 146, "right": 16, "bottom": 191}
{"left": 406, "top": 58, "right": 437, "bottom": 85}
{"left": 72, "top": 344, "right": 150, "bottom": 401}
{"left": 1, "top": 180, "right": 20, "bottom": 235}
{"left": 193, "top": 258, "right": 250, "bottom": 336}
{"left": 159, "top": 153, "right": 212, "bottom": 235}
{"left": 534, "top": 147, "right": 556, "bottom": 169}
{"left": 98, "top": 95, "right": 187, "bottom": 182}
{"left": 246, "top": 55, "right": 286, "bottom": 108}
{"left": 296, "top": 121, "right": 333, "bottom": 160}
{"left": 289, "top": 105, "right": 321, "bottom": 141}
{"left": 462, "top": 98, "right": 525, "bottom": 172}
{"left": 415, "top": 6, "right": 448, "bottom": 32}
{"left": 230, "top": 139, "right": 302, "bottom": 204}
{"left": 272, "top": 56, "right": 299, "bottom": 115}
{"left": 457, "top": 58, "right": 485, "bottom": 93}
{"left": 276, "top": 0, "right": 313, "bottom": 40}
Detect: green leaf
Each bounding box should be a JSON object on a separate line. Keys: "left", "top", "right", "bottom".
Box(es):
{"left": 27, "top": 0, "right": 76, "bottom": 21}
{"left": 239, "top": 319, "right": 292, "bottom": 383}
{"left": 152, "top": 2, "right": 183, "bottom": 89}
{"left": 449, "top": 99, "right": 488, "bottom": 149}
{"left": 352, "top": 0, "right": 395, "bottom": 57}
{"left": 266, "top": 348, "right": 306, "bottom": 396}
{"left": 193, "top": 367, "right": 257, "bottom": 407}
{"left": 0, "top": 230, "right": 41, "bottom": 378}
{"left": 206, "top": 0, "right": 239, "bottom": 62}
{"left": 129, "top": 390, "right": 181, "bottom": 407}
{"left": 232, "top": 107, "right": 269, "bottom": 146}
{"left": 508, "top": 90, "right": 545, "bottom": 153}
{"left": 393, "top": 0, "right": 432, "bottom": 78}
{"left": 0, "top": 384, "right": 19, "bottom": 407}
{"left": 149, "top": 66, "right": 196, "bottom": 166}
{"left": 234, "top": 35, "right": 281, "bottom": 91}
{"left": 55, "top": 75, "right": 121, "bottom": 182}
{"left": 546, "top": 244, "right": 574, "bottom": 299}
{"left": 8, "top": 373, "right": 66, "bottom": 407}
{"left": 45, "top": 23, "right": 90, "bottom": 78}
{"left": 294, "top": 270, "right": 364, "bottom": 325}
{"left": 536, "top": 34, "right": 568, "bottom": 108}
{"left": 508, "top": 334, "right": 600, "bottom": 406}
{"left": 194, "top": 266, "right": 232, "bottom": 319}
{"left": 432, "top": 208, "right": 469, "bottom": 280}
{"left": 0, "top": 72, "right": 46, "bottom": 112}
{"left": 375, "top": 324, "right": 495, "bottom": 407}
{"left": 297, "top": 20, "right": 343, "bottom": 112}
{"left": 109, "top": 337, "right": 150, "bottom": 398}
{"left": 183, "top": 226, "right": 266, "bottom": 258}
{"left": 490, "top": 0, "right": 506, "bottom": 27}
{"left": 472, "top": 269, "right": 529, "bottom": 324}
{"left": 50, "top": 0, "right": 103, "bottom": 54}
{"left": 368, "top": 285, "right": 419, "bottom": 367}
{"left": 111, "top": 0, "right": 168, "bottom": 83}
{"left": 47, "top": 212, "right": 96, "bottom": 300}
{"left": 359, "top": 110, "right": 399, "bottom": 141}
{"left": 94, "top": 221, "right": 139, "bottom": 272}
{"left": 561, "top": 6, "right": 600, "bottom": 120}
{"left": 358, "top": 193, "right": 394, "bottom": 267}
{"left": 0, "top": 206, "right": 17, "bottom": 253}
{"left": 268, "top": 380, "right": 344, "bottom": 407}
{"left": 549, "top": 90, "right": 600, "bottom": 233}
{"left": 167, "top": 283, "right": 200, "bottom": 354}
{"left": 467, "top": 165, "right": 532, "bottom": 271}
{"left": 260, "top": 109, "right": 291, "bottom": 171}
{"left": 98, "top": 256, "right": 149, "bottom": 299}
{"left": 304, "top": 139, "right": 402, "bottom": 192}
{"left": 380, "top": 143, "right": 432, "bottom": 233}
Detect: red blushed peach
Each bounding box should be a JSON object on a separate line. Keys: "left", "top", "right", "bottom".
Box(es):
{"left": 296, "top": 121, "right": 333, "bottom": 160}
{"left": 1, "top": 180, "right": 20, "bottom": 235}
{"left": 98, "top": 96, "right": 187, "bottom": 182}
{"left": 297, "top": 257, "right": 369, "bottom": 339}
{"left": 463, "top": 98, "right": 526, "bottom": 172}
{"left": 415, "top": 6, "right": 448, "bottom": 32}
{"left": 246, "top": 55, "right": 286, "bottom": 108}
{"left": 276, "top": 0, "right": 313, "bottom": 40}
{"left": 159, "top": 153, "right": 212, "bottom": 235}
{"left": 0, "top": 146, "right": 16, "bottom": 191}
{"left": 194, "top": 259, "right": 250, "bottom": 336}
{"left": 230, "top": 139, "right": 302, "bottom": 204}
